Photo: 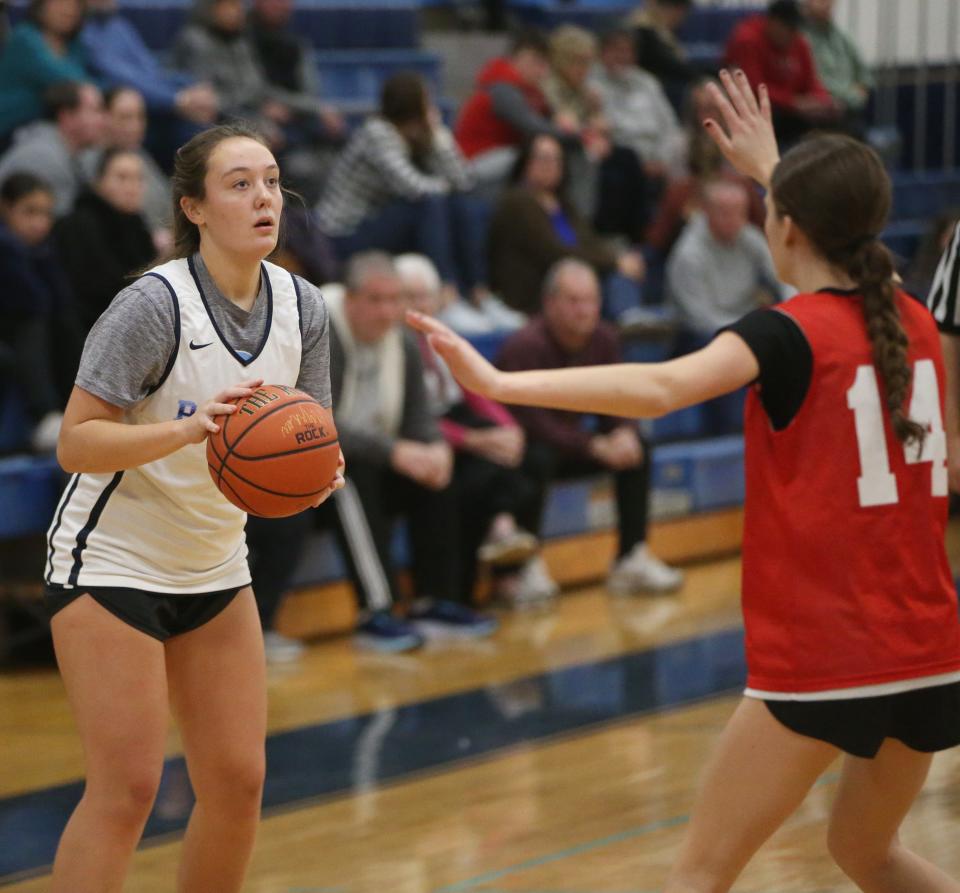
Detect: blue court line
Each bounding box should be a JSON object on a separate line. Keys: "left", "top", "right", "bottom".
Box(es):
{"left": 433, "top": 772, "right": 842, "bottom": 893}
{"left": 0, "top": 626, "right": 747, "bottom": 884}
{"left": 432, "top": 816, "right": 688, "bottom": 892}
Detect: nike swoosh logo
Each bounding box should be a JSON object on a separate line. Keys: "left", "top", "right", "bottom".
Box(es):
{"left": 189, "top": 340, "right": 213, "bottom": 350}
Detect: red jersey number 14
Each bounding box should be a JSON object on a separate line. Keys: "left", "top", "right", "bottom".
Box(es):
{"left": 847, "top": 359, "right": 948, "bottom": 507}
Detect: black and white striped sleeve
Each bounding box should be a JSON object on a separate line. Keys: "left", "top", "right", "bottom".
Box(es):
{"left": 927, "top": 222, "right": 960, "bottom": 334}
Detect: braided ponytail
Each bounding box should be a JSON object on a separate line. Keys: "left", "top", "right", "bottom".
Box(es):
{"left": 849, "top": 240, "right": 925, "bottom": 445}
{"left": 770, "top": 134, "right": 924, "bottom": 446}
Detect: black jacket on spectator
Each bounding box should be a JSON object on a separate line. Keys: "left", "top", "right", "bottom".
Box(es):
{"left": 54, "top": 190, "right": 156, "bottom": 332}
{"left": 0, "top": 224, "right": 73, "bottom": 320}
{"left": 0, "top": 223, "right": 83, "bottom": 417}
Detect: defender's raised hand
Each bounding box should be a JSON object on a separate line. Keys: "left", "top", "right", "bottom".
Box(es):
{"left": 703, "top": 69, "right": 780, "bottom": 189}
{"left": 405, "top": 310, "right": 504, "bottom": 399}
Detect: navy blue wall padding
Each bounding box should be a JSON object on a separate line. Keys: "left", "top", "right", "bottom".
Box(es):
{"left": 0, "top": 381, "right": 30, "bottom": 455}
{"left": 0, "top": 456, "right": 63, "bottom": 540}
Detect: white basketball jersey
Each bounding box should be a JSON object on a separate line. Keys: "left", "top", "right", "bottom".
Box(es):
{"left": 46, "top": 257, "right": 303, "bottom": 593}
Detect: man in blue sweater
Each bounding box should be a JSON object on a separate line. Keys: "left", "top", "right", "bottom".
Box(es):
{"left": 80, "top": 0, "right": 218, "bottom": 129}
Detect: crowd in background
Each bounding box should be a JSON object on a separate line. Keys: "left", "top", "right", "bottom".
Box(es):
{"left": 0, "top": 0, "right": 916, "bottom": 656}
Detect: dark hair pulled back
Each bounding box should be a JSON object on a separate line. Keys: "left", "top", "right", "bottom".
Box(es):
{"left": 771, "top": 134, "right": 924, "bottom": 445}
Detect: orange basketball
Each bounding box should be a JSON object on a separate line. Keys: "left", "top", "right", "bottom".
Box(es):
{"left": 206, "top": 384, "right": 339, "bottom": 518}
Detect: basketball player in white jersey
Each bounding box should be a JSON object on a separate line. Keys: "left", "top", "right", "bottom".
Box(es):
{"left": 44, "top": 122, "right": 342, "bottom": 892}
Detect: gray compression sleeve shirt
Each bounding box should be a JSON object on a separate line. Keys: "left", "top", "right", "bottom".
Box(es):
{"left": 75, "top": 253, "right": 331, "bottom": 409}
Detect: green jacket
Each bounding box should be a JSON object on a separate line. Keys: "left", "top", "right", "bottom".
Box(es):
{"left": 803, "top": 20, "right": 873, "bottom": 110}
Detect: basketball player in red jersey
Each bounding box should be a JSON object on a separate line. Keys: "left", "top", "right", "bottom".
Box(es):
{"left": 409, "top": 70, "right": 960, "bottom": 892}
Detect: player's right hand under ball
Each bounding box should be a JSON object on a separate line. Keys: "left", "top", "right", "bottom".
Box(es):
{"left": 311, "top": 449, "right": 346, "bottom": 507}
{"left": 184, "top": 379, "right": 265, "bottom": 443}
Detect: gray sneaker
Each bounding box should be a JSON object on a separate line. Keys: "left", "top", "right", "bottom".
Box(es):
{"left": 608, "top": 544, "right": 683, "bottom": 595}
{"left": 499, "top": 556, "right": 559, "bottom": 609}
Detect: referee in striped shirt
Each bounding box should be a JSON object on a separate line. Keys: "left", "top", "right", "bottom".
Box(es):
{"left": 927, "top": 220, "right": 960, "bottom": 490}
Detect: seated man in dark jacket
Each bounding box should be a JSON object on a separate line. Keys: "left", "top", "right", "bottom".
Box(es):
{"left": 497, "top": 258, "right": 683, "bottom": 597}
{"left": 321, "top": 252, "right": 497, "bottom": 651}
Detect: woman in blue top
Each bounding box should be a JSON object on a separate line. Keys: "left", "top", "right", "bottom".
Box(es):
{"left": 0, "top": 0, "right": 89, "bottom": 138}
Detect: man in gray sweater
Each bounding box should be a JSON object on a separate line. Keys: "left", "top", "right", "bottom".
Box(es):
{"left": 0, "top": 82, "right": 104, "bottom": 218}
{"left": 321, "top": 252, "right": 496, "bottom": 651}
{"left": 666, "top": 179, "right": 787, "bottom": 433}
{"left": 667, "top": 179, "right": 785, "bottom": 337}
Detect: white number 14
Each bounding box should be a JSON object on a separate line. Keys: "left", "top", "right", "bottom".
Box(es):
{"left": 847, "top": 360, "right": 947, "bottom": 507}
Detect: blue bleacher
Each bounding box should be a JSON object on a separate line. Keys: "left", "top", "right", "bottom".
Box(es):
{"left": 10, "top": 0, "right": 422, "bottom": 51}
{"left": 315, "top": 49, "right": 443, "bottom": 102}
{"left": 287, "top": 434, "right": 746, "bottom": 588}
{"left": 0, "top": 456, "right": 63, "bottom": 540}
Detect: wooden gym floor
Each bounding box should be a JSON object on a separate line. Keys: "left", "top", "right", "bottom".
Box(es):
{"left": 3, "top": 523, "right": 960, "bottom": 891}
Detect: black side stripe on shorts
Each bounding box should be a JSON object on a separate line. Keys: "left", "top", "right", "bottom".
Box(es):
{"left": 67, "top": 472, "right": 124, "bottom": 587}
{"left": 45, "top": 473, "right": 81, "bottom": 585}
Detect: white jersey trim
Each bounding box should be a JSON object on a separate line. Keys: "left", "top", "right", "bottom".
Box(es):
{"left": 745, "top": 668, "right": 960, "bottom": 701}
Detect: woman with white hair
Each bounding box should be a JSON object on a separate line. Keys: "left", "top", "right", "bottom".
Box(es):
{"left": 398, "top": 253, "right": 549, "bottom": 605}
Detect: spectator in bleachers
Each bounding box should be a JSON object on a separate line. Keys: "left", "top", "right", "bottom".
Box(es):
{"left": 802, "top": 0, "right": 872, "bottom": 135}
{"left": 666, "top": 180, "right": 785, "bottom": 434}
{"left": 397, "top": 252, "right": 541, "bottom": 604}
{"left": 488, "top": 134, "right": 645, "bottom": 321}
{"left": 0, "top": 0, "right": 90, "bottom": 142}
{"left": 317, "top": 72, "right": 488, "bottom": 302}
{"left": 591, "top": 26, "right": 683, "bottom": 184}
{"left": 667, "top": 178, "right": 784, "bottom": 337}
{"left": 247, "top": 0, "right": 347, "bottom": 203}
{"left": 628, "top": 0, "right": 699, "bottom": 110}
{"left": 248, "top": 0, "right": 344, "bottom": 142}
{"left": 81, "top": 0, "right": 219, "bottom": 135}
{"left": 0, "top": 172, "right": 82, "bottom": 451}
{"left": 88, "top": 87, "right": 173, "bottom": 252}
{"left": 497, "top": 258, "right": 683, "bottom": 598}
{"left": 172, "top": 0, "right": 295, "bottom": 148}
{"left": 54, "top": 147, "right": 157, "bottom": 333}
{"left": 320, "top": 252, "right": 497, "bottom": 651}
{"left": 544, "top": 25, "right": 651, "bottom": 243}
{"left": 455, "top": 29, "right": 570, "bottom": 197}
{"left": 0, "top": 81, "right": 104, "bottom": 218}
{"left": 724, "top": 0, "right": 838, "bottom": 146}
{"left": 646, "top": 77, "right": 766, "bottom": 260}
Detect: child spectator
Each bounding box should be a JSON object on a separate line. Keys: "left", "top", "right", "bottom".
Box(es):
{"left": 0, "top": 171, "right": 82, "bottom": 450}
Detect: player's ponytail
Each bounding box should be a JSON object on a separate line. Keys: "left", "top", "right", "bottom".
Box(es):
{"left": 170, "top": 122, "right": 271, "bottom": 260}
{"left": 849, "top": 239, "right": 925, "bottom": 444}
{"left": 771, "top": 135, "right": 924, "bottom": 446}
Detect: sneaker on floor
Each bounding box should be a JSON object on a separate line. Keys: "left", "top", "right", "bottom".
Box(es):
{"left": 355, "top": 612, "right": 425, "bottom": 653}
{"left": 407, "top": 599, "right": 499, "bottom": 639}
{"left": 478, "top": 527, "right": 539, "bottom": 567}
{"left": 263, "top": 630, "right": 306, "bottom": 664}
{"left": 31, "top": 411, "right": 63, "bottom": 453}
{"left": 502, "top": 556, "right": 559, "bottom": 609}
{"left": 607, "top": 543, "right": 683, "bottom": 595}
{"left": 477, "top": 294, "right": 527, "bottom": 331}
